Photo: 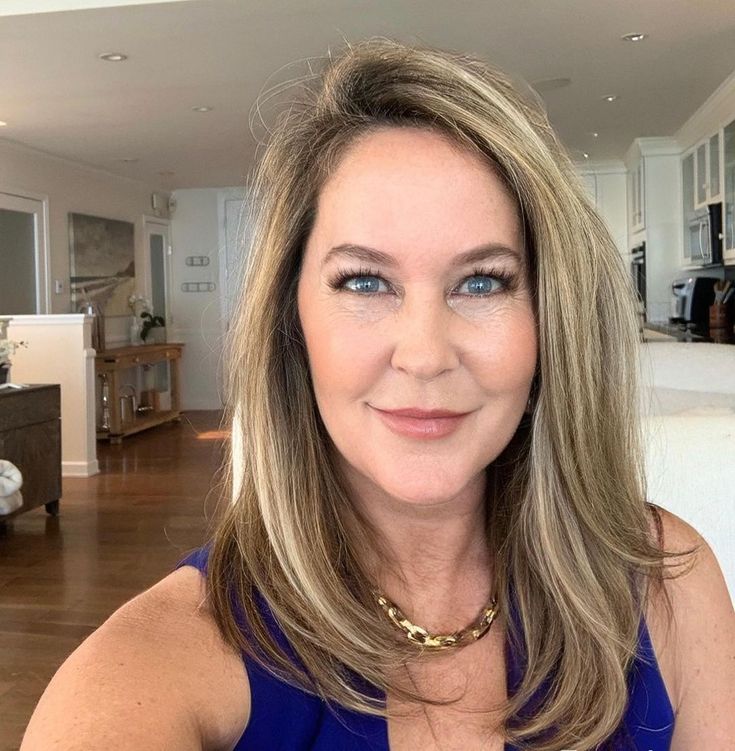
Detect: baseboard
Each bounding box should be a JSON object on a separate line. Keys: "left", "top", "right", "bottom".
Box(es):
{"left": 62, "top": 459, "right": 99, "bottom": 478}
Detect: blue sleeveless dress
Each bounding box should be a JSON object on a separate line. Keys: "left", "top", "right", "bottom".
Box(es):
{"left": 175, "top": 547, "right": 674, "bottom": 750}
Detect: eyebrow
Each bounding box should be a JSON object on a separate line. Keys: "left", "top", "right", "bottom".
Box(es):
{"left": 321, "top": 242, "right": 523, "bottom": 269}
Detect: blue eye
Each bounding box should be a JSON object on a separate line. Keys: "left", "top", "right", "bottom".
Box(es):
{"left": 457, "top": 274, "right": 503, "bottom": 296}
{"left": 328, "top": 266, "right": 516, "bottom": 297}
{"left": 456, "top": 268, "right": 516, "bottom": 296}
{"left": 329, "top": 267, "right": 391, "bottom": 294}
{"left": 343, "top": 275, "right": 388, "bottom": 294}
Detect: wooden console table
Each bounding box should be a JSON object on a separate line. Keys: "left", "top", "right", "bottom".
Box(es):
{"left": 95, "top": 343, "right": 184, "bottom": 443}
{"left": 0, "top": 384, "right": 62, "bottom": 520}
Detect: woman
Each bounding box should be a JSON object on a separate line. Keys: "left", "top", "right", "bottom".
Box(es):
{"left": 23, "top": 39, "right": 734, "bottom": 750}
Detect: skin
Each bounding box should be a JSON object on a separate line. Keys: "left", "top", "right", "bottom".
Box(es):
{"left": 297, "top": 127, "right": 537, "bottom": 622}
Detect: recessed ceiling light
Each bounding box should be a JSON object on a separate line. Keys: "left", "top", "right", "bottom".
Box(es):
{"left": 0, "top": 121, "right": 7, "bottom": 127}
{"left": 602, "top": 94, "right": 619, "bottom": 102}
{"left": 621, "top": 33, "right": 647, "bottom": 43}
{"left": 192, "top": 106, "right": 213, "bottom": 112}
{"left": 99, "top": 52, "right": 128, "bottom": 62}
{"left": 582, "top": 152, "right": 590, "bottom": 160}
{"left": 588, "top": 131, "right": 599, "bottom": 138}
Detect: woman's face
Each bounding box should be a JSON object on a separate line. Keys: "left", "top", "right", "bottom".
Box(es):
{"left": 297, "top": 127, "right": 538, "bottom": 508}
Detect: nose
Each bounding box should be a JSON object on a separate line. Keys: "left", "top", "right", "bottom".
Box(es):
{"left": 389, "top": 292, "right": 460, "bottom": 381}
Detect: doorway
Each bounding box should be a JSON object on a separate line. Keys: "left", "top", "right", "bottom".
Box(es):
{"left": 218, "top": 189, "right": 248, "bottom": 334}
{"left": 143, "top": 217, "right": 172, "bottom": 327}
{"left": 0, "top": 191, "right": 49, "bottom": 315}
{"left": 143, "top": 217, "right": 171, "bottom": 392}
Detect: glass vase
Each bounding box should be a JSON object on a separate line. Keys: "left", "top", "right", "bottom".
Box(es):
{"left": 129, "top": 315, "right": 143, "bottom": 346}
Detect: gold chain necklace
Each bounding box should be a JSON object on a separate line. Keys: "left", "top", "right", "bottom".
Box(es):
{"left": 375, "top": 592, "right": 499, "bottom": 650}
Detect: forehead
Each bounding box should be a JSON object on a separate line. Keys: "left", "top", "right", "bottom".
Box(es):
{"left": 310, "top": 127, "right": 522, "bottom": 261}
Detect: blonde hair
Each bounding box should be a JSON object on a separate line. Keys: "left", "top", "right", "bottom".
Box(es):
{"left": 206, "top": 38, "right": 682, "bottom": 749}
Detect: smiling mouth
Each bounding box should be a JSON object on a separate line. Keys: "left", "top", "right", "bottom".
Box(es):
{"left": 369, "top": 405, "right": 471, "bottom": 439}
{"left": 375, "top": 406, "right": 470, "bottom": 419}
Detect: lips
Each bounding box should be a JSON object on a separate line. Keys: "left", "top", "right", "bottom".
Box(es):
{"left": 370, "top": 405, "right": 471, "bottom": 439}
{"left": 378, "top": 407, "right": 468, "bottom": 419}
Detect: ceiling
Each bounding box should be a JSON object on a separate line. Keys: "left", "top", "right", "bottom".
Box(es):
{"left": 1, "top": 0, "right": 734, "bottom": 190}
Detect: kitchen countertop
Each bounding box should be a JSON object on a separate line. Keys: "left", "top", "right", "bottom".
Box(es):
{"left": 644, "top": 321, "right": 733, "bottom": 344}
{"left": 638, "top": 340, "right": 735, "bottom": 409}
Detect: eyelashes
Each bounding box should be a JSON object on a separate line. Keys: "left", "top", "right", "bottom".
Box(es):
{"left": 327, "top": 266, "right": 519, "bottom": 298}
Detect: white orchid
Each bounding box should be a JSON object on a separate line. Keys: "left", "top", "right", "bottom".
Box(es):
{"left": 0, "top": 339, "right": 28, "bottom": 366}
{"left": 128, "top": 294, "right": 151, "bottom": 316}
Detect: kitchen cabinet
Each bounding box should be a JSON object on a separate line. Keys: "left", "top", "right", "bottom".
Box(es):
{"left": 682, "top": 129, "right": 726, "bottom": 266}
{"left": 689, "top": 133, "right": 722, "bottom": 212}
{"left": 724, "top": 118, "right": 735, "bottom": 263}
{"left": 628, "top": 159, "right": 645, "bottom": 233}
{"left": 696, "top": 142, "right": 707, "bottom": 207}
{"left": 681, "top": 152, "right": 695, "bottom": 265}
{"left": 709, "top": 132, "right": 721, "bottom": 200}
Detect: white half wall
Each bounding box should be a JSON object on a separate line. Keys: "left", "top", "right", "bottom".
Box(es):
{"left": 7, "top": 314, "right": 98, "bottom": 477}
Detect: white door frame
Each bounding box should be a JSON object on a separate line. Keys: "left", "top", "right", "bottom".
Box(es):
{"left": 0, "top": 187, "right": 51, "bottom": 313}
{"left": 142, "top": 215, "right": 172, "bottom": 327}
{"left": 217, "top": 187, "right": 248, "bottom": 338}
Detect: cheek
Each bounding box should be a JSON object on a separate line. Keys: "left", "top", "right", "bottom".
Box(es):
{"left": 299, "top": 295, "right": 387, "bottom": 402}
{"left": 467, "top": 308, "right": 538, "bottom": 392}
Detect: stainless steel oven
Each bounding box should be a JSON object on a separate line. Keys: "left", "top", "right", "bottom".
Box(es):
{"left": 630, "top": 241, "right": 646, "bottom": 320}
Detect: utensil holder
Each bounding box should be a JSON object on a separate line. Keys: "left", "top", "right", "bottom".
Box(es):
{"left": 709, "top": 303, "right": 733, "bottom": 344}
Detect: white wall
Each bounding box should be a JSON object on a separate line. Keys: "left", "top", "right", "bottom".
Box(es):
{"left": 0, "top": 139, "right": 169, "bottom": 346}
{"left": 169, "top": 188, "right": 227, "bottom": 410}
{"left": 7, "top": 314, "right": 98, "bottom": 477}
{"left": 633, "top": 139, "right": 683, "bottom": 323}
{"left": 578, "top": 163, "right": 628, "bottom": 257}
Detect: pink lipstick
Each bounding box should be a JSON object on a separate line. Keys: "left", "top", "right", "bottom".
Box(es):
{"left": 370, "top": 406, "right": 471, "bottom": 439}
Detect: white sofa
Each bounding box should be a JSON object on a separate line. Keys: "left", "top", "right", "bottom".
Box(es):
{"left": 639, "top": 342, "right": 735, "bottom": 599}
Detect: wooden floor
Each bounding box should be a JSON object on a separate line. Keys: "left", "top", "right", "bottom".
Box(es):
{"left": 0, "top": 411, "right": 226, "bottom": 750}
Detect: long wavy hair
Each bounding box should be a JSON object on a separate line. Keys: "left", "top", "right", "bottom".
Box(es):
{"left": 205, "top": 38, "right": 682, "bottom": 749}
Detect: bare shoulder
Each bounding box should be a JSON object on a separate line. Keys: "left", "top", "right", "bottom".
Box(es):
{"left": 22, "top": 565, "right": 250, "bottom": 751}
{"left": 644, "top": 506, "right": 735, "bottom": 749}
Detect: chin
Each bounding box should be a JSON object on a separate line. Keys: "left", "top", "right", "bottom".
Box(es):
{"left": 370, "top": 465, "right": 482, "bottom": 508}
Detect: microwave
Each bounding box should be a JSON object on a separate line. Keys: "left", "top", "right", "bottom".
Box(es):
{"left": 687, "top": 202, "right": 722, "bottom": 265}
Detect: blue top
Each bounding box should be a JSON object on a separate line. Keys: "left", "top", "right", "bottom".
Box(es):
{"left": 176, "top": 546, "right": 674, "bottom": 750}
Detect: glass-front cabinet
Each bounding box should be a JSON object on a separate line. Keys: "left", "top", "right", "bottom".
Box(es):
{"left": 682, "top": 127, "right": 729, "bottom": 265}
{"left": 696, "top": 142, "right": 707, "bottom": 207}
{"left": 724, "top": 119, "right": 735, "bottom": 262}
{"left": 692, "top": 133, "right": 722, "bottom": 211}
{"left": 709, "top": 132, "right": 721, "bottom": 200}
{"left": 681, "top": 152, "right": 695, "bottom": 264}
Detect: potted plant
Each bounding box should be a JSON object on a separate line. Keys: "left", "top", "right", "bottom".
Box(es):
{"left": 140, "top": 311, "right": 165, "bottom": 343}
{"left": 128, "top": 294, "right": 150, "bottom": 345}
{"left": 0, "top": 338, "right": 28, "bottom": 385}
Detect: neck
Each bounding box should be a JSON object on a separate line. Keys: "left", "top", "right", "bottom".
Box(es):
{"left": 343, "top": 467, "right": 493, "bottom": 630}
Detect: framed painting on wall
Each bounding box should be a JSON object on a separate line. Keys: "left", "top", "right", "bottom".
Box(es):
{"left": 68, "top": 212, "right": 135, "bottom": 316}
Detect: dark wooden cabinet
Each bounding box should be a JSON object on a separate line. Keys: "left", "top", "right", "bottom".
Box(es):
{"left": 0, "top": 384, "right": 62, "bottom": 521}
